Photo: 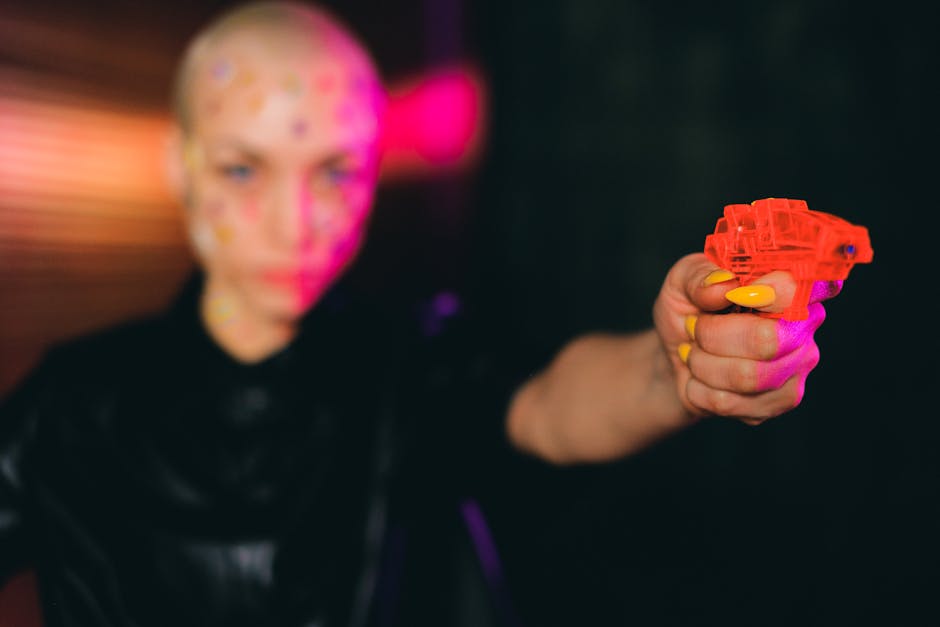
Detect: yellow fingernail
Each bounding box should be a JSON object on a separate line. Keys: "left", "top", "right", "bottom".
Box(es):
{"left": 677, "top": 342, "right": 691, "bottom": 364}
{"left": 684, "top": 315, "right": 697, "bottom": 341}
{"left": 703, "top": 269, "right": 736, "bottom": 286}
{"left": 725, "top": 285, "right": 776, "bottom": 308}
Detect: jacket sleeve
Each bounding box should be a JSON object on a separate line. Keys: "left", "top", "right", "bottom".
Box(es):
{"left": 0, "top": 353, "right": 53, "bottom": 587}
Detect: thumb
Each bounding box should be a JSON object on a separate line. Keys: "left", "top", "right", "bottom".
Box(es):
{"left": 667, "top": 253, "right": 741, "bottom": 313}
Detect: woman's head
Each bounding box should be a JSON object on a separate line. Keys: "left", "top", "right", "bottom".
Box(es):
{"left": 168, "top": 2, "right": 386, "bottom": 323}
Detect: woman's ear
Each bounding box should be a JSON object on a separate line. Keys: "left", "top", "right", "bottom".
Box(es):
{"left": 163, "top": 125, "right": 187, "bottom": 207}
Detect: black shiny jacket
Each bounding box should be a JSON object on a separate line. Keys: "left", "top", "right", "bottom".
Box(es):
{"left": 0, "top": 275, "right": 528, "bottom": 627}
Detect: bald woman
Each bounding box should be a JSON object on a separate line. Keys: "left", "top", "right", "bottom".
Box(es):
{"left": 0, "top": 2, "right": 840, "bottom": 626}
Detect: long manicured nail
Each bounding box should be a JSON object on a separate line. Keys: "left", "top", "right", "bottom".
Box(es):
{"left": 677, "top": 342, "right": 691, "bottom": 364}
{"left": 725, "top": 285, "right": 776, "bottom": 308}
{"left": 703, "top": 269, "right": 736, "bottom": 286}
{"left": 684, "top": 315, "right": 697, "bottom": 341}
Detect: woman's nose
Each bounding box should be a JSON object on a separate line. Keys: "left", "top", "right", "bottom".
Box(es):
{"left": 268, "top": 179, "right": 314, "bottom": 250}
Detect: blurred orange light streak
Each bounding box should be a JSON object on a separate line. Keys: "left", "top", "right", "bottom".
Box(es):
{"left": 0, "top": 65, "right": 487, "bottom": 247}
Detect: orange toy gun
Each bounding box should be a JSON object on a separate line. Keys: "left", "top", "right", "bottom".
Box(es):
{"left": 704, "top": 198, "right": 873, "bottom": 320}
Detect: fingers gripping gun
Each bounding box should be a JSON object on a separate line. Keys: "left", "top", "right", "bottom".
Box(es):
{"left": 704, "top": 198, "right": 873, "bottom": 320}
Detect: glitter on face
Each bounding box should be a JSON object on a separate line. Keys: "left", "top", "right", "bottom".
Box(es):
{"left": 214, "top": 225, "right": 234, "bottom": 244}
{"left": 282, "top": 73, "right": 304, "bottom": 97}
{"left": 236, "top": 68, "right": 256, "bottom": 86}
{"left": 290, "top": 119, "right": 308, "bottom": 138}
{"left": 208, "top": 296, "right": 237, "bottom": 326}
{"left": 211, "top": 59, "right": 234, "bottom": 84}
{"left": 182, "top": 44, "right": 384, "bottom": 325}
{"left": 183, "top": 141, "right": 202, "bottom": 171}
{"left": 248, "top": 92, "right": 266, "bottom": 114}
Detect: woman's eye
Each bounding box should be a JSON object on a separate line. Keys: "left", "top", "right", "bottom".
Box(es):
{"left": 325, "top": 167, "right": 354, "bottom": 185}
{"left": 221, "top": 164, "right": 254, "bottom": 182}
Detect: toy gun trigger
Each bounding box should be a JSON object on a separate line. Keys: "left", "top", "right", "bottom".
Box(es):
{"left": 762, "top": 279, "right": 813, "bottom": 321}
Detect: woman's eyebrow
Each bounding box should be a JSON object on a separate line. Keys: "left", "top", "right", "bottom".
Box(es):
{"left": 315, "top": 147, "right": 371, "bottom": 167}
{"left": 318, "top": 152, "right": 355, "bottom": 166}
{"left": 206, "top": 139, "right": 265, "bottom": 161}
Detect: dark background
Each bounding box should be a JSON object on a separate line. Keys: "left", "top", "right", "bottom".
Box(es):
{"left": 1, "top": 0, "right": 938, "bottom": 625}
{"left": 469, "top": 2, "right": 939, "bottom": 626}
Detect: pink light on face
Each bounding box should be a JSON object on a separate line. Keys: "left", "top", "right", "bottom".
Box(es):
{"left": 334, "top": 102, "right": 355, "bottom": 126}
{"left": 315, "top": 71, "right": 337, "bottom": 93}
{"left": 381, "top": 65, "right": 486, "bottom": 174}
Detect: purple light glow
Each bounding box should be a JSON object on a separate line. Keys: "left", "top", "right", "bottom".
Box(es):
{"left": 459, "top": 498, "right": 502, "bottom": 583}
{"left": 459, "top": 498, "right": 523, "bottom": 626}
{"left": 432, "top": 291, "right": 460, "bottom": 317}
{"left": 419, "top": 291, "right": 461, "bottom": 337}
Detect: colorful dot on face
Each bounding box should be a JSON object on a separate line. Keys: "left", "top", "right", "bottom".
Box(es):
{"left": 214, "top": 225, "right": 234, "bottom": 244}
{"left": 247, "top": 92, "right": 266, "bottom": 114}
{"left": 282, "top": 73, "right": 304, "bottom": 97}
{"left": 291, "top": 119, "right": 308, "bottom": 138}
{"left": 208, "top": 296, "right": 237, "bottom": 326}
{"left": 183, "top": 142, "right": 202, "bottom": 171}
{"left": 210, "top": 59, "right": 234, "bottom": 84}
{"left": 237, "top": 68, "right": 256, "bottom": 86}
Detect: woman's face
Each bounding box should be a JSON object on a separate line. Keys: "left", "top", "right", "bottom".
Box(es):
{"left": 179, "top": 33, "right": 384, "bottom": 323}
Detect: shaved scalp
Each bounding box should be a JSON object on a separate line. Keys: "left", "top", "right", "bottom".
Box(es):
{"left": 172, "top": 1, "right": 382, "bottom": 133}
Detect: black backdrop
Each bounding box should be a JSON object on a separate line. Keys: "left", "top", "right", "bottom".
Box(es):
{"left": 1, "top": 0, "right": 938, "bottom": 624}
{"left": 458, "top": 1, "right": 940, "bottom": 626}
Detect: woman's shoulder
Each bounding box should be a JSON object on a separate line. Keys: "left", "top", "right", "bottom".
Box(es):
{"left": 3, "top": 313, "right": 177, "bottom": 416}
{"left": 44, "top": 314, "right": 173, "bottom": 380}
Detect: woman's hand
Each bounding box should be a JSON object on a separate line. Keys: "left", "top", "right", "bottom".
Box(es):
{"left": 653, "top": 253, "right": 841, "bottom": 425}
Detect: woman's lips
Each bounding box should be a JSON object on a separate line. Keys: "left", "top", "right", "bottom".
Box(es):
{"left": 259, "top": 268, "right": 318, "bottom": 288}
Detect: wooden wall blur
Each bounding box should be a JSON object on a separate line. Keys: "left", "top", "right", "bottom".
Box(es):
{"left": 0, "top": 3, "right": 201, "bottom": 396}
